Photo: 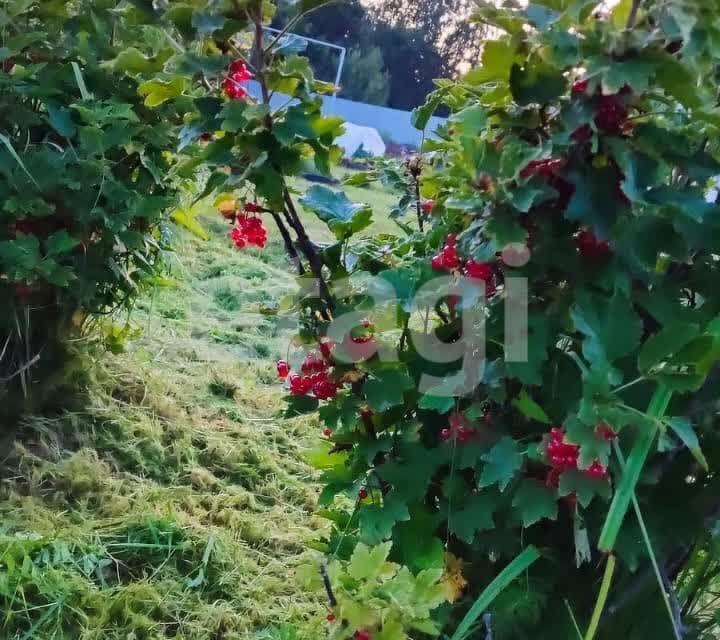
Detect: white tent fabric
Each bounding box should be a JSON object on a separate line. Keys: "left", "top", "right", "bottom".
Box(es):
{"left": 336, "top": 122, "right": 386, "bottom": 158}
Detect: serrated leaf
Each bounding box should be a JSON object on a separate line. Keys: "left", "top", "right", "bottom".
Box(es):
{"left": 45, "top": 230, "right": 79, "bottom": 256}
{"left": 359, "top": 493, "right": 411, "bottom": 545}
{"left": 667, "top": 417, "right": 708, "bottom": 471}
{"left": 558, "top": 469, "right": 612, "bottom": 508}
{"left": 638, "top": 322, "right": 700, "bottom": 373}
{"left": 450, "top": 493, "right": 498, "bottom": 543}
{"left": 572, "top": 289, "right": 642, "bottom": 368}
{"left": 191, "top": 11, "right": 226, "bottom": 36}
{"left": 364, "top": 364, "right": 414, "bottom": 412}
{"left": 299, "top": 185, "right": 372, "bottom": 240}
{"left": 512, "top": 480, "right": 558, "bottom": 527}
{"left": 412, "top": 90, "right": 445, "bottom": 130}
{"left": 479, "top": 437, "right": 523, "bottom": 491}
{"left": 347, "top": 542, "right": 396, "bottom": 581}
{"left": 138, "top": 78, "right": 186, "bottom": 107}
{"left": 171, "top": 208, "right": 209, "bottom": 240}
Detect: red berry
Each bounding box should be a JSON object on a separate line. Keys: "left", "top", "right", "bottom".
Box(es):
{"left": 313, "top": 379, "right": 338, "bottom": 401}
{"left": 442, "top": 245, "right": 460, "bottom": 269}
{"left": 223, "top": 60, "right": 253, "bottom": 100}
{"left": 422, "top": 199, "right": 435, "bottom": 215}
{"left": 585, "top": 460, "right": 608, "bottom": 479}
{"left": 327, "top": 613, "right": 336, "bottom": 622}
{"left": 323, "top": 428, "right": 333, "bottom": 438}
{"left": 546, "top": 428, "right": 579, "bottom": 470}
{"left": 289, "top": 374, "right": 312, "bottom": 396}
{"left": 244, "top": 202, "right": 262, "bottom": 213}
{"left": 572, "top": 124, "right": 593, "bottom": 143}
{"left": 358, "top": 488, "right": 369, "bottom": 500}
{"left": 319, "top": 339, "right": 335, "bottom": 360}
{"left": 595, "top": 94, "right": 628, "bottom": 135}
{"left": 355, "top": 630, "right": 371, "bottom": 640}
{"left": 446, "top": 233, "right": 457, "bottom": 246}
{"left": 276, "top": 360, "right": 290, "bottom": 379}
{"left": 431, "top": 254, "right": 445, "bottom": 271}
{"left": 457, "top": 426, "right": 473, "bottom": 443}
{"left": 440, "top": 428, "right": 451, "bottom": 440}
{"left": 572, "top": 79, "right": 589, "bottom": 95}
{"left": 464, "top": 259, "right": 494, "bottom": 281}
{"left": 596, "top": 423, "right": 617, "bottom": 441}
{"left": 576, "top": 228, "right": 611, "bottom": 260}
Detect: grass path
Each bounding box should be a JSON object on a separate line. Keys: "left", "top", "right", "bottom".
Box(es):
{"left": 0, "top": 176, "right": 400, "bottom": 639}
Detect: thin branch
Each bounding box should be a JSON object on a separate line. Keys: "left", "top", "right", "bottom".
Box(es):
{"left": 626, "top": 0, "right": 643, "bottom": 30}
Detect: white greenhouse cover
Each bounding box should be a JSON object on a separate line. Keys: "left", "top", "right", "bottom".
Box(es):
{"left": 336, "top": 122, "right": 386, "bottom": 158}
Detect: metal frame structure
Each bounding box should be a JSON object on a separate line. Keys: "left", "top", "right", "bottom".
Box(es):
{"left": 262, "top": 26, "right": 346, "bottom": 106}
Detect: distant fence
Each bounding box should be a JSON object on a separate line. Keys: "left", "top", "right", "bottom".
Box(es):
{"left": 246, "top": 81, "right": 447, "bottom": 148}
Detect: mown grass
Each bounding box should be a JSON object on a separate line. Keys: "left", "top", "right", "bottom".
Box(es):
{"left": 0, "top": 175, "right": 404, "bottom": 639}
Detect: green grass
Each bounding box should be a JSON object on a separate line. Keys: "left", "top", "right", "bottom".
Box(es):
{"left": 0, "top": 173, "right": 405, "bottom": 639}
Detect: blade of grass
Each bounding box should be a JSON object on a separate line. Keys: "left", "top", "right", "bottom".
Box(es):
{"left": 585, "top": 554, "right": 616, "bottom": 640}
{"left": 598, "top": 385, "right": 672, "bottom": 553}
{"left": 0, "top": 133, "right": 40, "bottom": 189}
{"left": 71, "top": 62, "right": 91, "bottom": 100}
{"left": 449, "top": 545, "right": 541, "bottom": 640}
{"left": 613, "top": 439, "right": 683, "bottom": 640}
{"left": 565, "top": 599, "right": 584, "bottom": 640}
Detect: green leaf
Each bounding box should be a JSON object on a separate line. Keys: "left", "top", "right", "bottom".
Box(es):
{"left": 572, "top": 289, "right": 642, "bottom": 367}
{"left": 512, "top": 480, "right": 558, "bottom": 527}
{"left": 299, "top": 185, "right": 372, "bottom": 240}
{"left": 191, "top": 11, "right": 226, "bottom": 36}
{"left": 611, "top": 0, "right": 633, "bottom": 27}
{"left": 638, "top": 322, "right": 700, "bottom": 374}
{"left": 412, "top": 90, "right": 445, "bottom": 130}
{"left": 450, "top": 105, "right": 488, "bottom": 137}
{"left": 450, "top": 493, "right": 498, "bottom": 543}
{"left": 364, "top": 364, "right": 414, "bottom": 412}
{"left": 667, "top": 417, "right": 708, "bottom": 472}
{"left": 346, "top": 542, "right": 395, "bottom": 581}
{"left": 171, "top": 208, "right": 209, "bottom": 240}
{"left": 45, "top": 104, "right": 76, "bottom": 137}
{"left": 558, "top": 469, "right": 612, "bottom": 508}
{"left": 449, "top": 546, "right": 542, "bottom": 640}
{"left": 510, "top": 60, "right": 567, "bottom": 106}
{"left": 599, "top": 385, "right": 673, "bottom": 553}
{"left": 479, "top": 437, "right": 523, "bottom": 492}
{"left": 464, "top": 40, "right": 519, "bottom": 85}
{"left": 45, "top": 230, "right": 79, "bottom": 256}
{"left": 512, "top": 389, "right": 551, "bottom": 424}
{"left": 138, "top": 78, "right": 186, "bottom": 107}
{"left": 359, "top": 493, "right": 411, "bottom": 545}
{"left": 104, "top": 47, "right": 163, "bottom": 74}
{"left": 418, "top": 394, "right": 455, "bottom": 414}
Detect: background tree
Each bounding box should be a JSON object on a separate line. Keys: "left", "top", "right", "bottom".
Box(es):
{"left": 272, "top": 0, "right": 448, "bottom": 109}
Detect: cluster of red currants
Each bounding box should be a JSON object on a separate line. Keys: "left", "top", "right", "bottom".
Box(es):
{"left": 572, "top": 79, "right": 631, "bottom": 136}
{"left": 222, "top": 60, "right": 253, "bottom": 100}
{"left": 277, "top": 340, "right": 339, "bottom": 401}
{"left": 231, "top": 213, "right": 267, "bottom": 249}
{"left": 431, "top": 234, "right": 497, "bottom": 297}
{"left": 545, "top": 427, "right": 610, "bottom": 489}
